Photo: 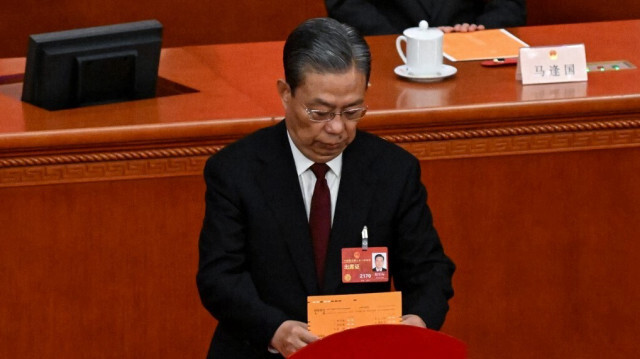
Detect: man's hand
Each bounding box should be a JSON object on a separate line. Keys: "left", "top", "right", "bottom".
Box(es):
{"left": 401, "top": 314, "right": 427, "bottom": 328}
{"left": 269, "top": 320, "right": 319, "bottom": 357}
{"left": 439, "top": 23, "right": 486, "bottom": 33}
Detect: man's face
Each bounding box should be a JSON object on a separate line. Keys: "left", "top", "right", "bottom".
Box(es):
{"left": 278, "top": 66, "right": 367, "bottom": 163}
{"left": 375, "top": 256, "right": 384, "bottom": 269}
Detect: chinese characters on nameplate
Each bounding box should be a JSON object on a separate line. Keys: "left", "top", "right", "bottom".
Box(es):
{"left": 517, "top": 44, "right": 588, "bottom": 85}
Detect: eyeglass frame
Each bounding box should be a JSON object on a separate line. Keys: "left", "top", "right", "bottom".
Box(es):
{"left": 302, "top": 103, "right": 368, "bottom": 123}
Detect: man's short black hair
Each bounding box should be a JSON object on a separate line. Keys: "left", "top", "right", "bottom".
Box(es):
{"left": 283, "top": 17, "right": 371, "bottom": 95}
{"left": 375, "top": 254, "right": 384, "bottom": 260}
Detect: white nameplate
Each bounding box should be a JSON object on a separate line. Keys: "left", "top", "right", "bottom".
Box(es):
{"left": 516, "top": 44, "right": 587, "bottom": 85}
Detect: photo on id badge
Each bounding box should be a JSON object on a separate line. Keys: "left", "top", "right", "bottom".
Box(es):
{"left": 372, "top": 252, "right": 387, "bottom": 273}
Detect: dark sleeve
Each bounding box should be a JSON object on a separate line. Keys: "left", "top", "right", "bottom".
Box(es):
{"left": 477, "top": 0, "right": 527, "bottom": 28}
{"left": 325, "top": 0, "right": 400, "bottom": 35}
{"left": 196, "top": 154, "right": 289, "bottom": 349}
{"left": 392, "top": 156, "right": 455, "bottom": 330}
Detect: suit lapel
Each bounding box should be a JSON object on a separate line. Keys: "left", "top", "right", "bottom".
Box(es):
{"left": 256, "top": 126, "right": 382, "bottom": 294}
{"left": 323, "top": 132, "right": 379, "bottom": 293}
{"left": 256, "top": 122, "right": 319, "bottom": 295}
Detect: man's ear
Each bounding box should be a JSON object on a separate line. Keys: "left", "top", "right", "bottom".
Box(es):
{"left": 276, "top": 79, "right": 291, "bottom": 109}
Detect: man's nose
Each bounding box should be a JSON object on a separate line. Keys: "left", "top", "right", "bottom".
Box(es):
{"left": 324, "top": 114, "right": 346, "bottom": 133}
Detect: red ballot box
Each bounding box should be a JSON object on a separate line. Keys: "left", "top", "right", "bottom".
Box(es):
{"left": 290, "top": 324, "right": 466, "bottom": 359}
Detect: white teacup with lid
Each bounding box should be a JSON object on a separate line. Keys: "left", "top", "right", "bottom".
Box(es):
{"left": 396, "top": 20, "right": 444, "bottom": 76}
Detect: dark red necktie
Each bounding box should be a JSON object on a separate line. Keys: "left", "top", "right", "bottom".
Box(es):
{"left": 309, "top": 163, "right": 331, "bottom": 288}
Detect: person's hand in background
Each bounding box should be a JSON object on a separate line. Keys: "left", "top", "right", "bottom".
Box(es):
{"left": 439, "top": 23, "right": 486, "bottom": 33}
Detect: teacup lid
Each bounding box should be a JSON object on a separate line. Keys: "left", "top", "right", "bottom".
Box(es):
{"left": 403, "top": 20, "right": 443, "bottom": 40}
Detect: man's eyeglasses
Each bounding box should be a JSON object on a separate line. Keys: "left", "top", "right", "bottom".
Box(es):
{"left": 303, "top": 104, "right": 368, "bottom": 123}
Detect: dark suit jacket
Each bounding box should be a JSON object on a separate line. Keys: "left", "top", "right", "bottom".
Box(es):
{"left": 196, "top": 121, "right": 454, "bottom": 358}
{"left": 325, "top": 0, "right": 527, "bottom": 35}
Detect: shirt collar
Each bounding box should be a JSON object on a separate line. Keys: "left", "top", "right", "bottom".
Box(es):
{"left": 287, "top": 130, "right": 342, "bottom": 177}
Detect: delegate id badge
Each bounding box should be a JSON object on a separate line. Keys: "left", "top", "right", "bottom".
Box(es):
{"left": 341, "top": 247, "right": 389, "bottom": 283}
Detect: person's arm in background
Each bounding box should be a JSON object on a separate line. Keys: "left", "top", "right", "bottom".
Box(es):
{"left": 325, "top": 0, "right": 399, "bottom": 35}
{"left": 440, "top": 0, "right": 526, "bottom": 33}
{"left": 439, "top": 23, "right": 486, "bottom": 33}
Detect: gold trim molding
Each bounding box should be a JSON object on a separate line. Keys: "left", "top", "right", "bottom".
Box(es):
{"left": 2, "top": 119, "right": 640, "bottom": 187}
{"left": 0, "top": 157, "right": 211, "bottom": 187}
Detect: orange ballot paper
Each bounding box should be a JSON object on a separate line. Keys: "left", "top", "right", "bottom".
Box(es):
{"left": 443, "top": 29, "right": 528, "bottom": 61}
{"left": 307, "top": 292, "right": 402, "bottom": 338}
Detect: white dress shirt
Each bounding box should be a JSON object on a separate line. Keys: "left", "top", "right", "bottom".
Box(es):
{"left": 287, "top": 131, "right": 342, "bottom": 224}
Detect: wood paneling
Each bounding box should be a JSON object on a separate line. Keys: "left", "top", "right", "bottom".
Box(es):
{"left": 427, "top": 148, "right": 640, "bottom": 358}
{"left": 0, "top": 0, "right": 326, "bottom": 58}
{"left": 0, "top": 176, "right": 215, "bottom": 358}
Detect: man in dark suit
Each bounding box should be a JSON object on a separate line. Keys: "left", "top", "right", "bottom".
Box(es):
{"left": 325, "top": 0, "right": 526, "bottom": 35}
{"left": 196, "top": 17, "right": 455, "bottom": 358}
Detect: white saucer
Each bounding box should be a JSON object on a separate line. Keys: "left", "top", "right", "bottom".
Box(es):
{"left": 394, "top": 64, "right": 457, "bottom": 83}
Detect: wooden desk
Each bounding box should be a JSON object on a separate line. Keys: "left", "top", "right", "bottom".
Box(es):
{"left": 1, "top": 20, "right": 639, "bottom": 358}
